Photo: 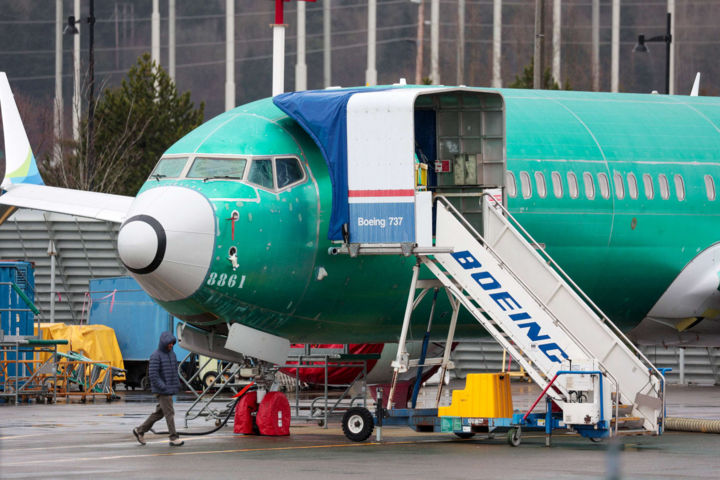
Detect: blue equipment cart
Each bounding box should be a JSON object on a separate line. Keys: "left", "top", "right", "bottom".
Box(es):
{"left": 88, "top": 276, "right": 188, "bottom": 390}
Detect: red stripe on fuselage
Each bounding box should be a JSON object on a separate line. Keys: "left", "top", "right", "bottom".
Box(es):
{"left": 348, "top": 189, "right": 415, "bottom": 197}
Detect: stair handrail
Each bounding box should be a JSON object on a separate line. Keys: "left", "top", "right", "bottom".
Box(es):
{"left": 481, "top": 194, "right": 665, "bottom": 391}
{"left": 434, "top": 194, "right": 625, "bottom": 432}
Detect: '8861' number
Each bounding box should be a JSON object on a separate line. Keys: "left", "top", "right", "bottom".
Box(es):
{"left": 206, "top": 273, "right": 246, "bottom": 288}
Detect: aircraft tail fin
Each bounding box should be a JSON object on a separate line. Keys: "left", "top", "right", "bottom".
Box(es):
{"left": 0, "top": 72, "right": 44, "bottom": 188}
{"left": 690, "top": 72, "right": 701, "bottom": 97}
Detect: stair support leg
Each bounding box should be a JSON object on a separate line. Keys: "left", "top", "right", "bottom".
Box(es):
{"left": 411, "top": 288, "right": 439, "bottom": 408}
{"left": 545, "top": 395, "right": 553, "bottom": 447}
{"left": 435, "top": 287, "right": 460, "bottom": 408}
{"left": 388, "top": 261, "right": 421, "bottom": 407}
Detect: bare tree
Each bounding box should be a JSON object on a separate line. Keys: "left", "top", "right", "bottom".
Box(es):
{"left": 38, "top": 77, "right": 153, "bottom": 194}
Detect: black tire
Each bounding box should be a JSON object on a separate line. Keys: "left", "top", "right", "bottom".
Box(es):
{"left": 454, "top": 432, "right": 476, "bottom": 439}
{"left": 590, "top": 437, "right": 604, "bottom": 443}
{"left": 342, "top": 407, "right": 374, "bottom": 442}
{"left": 202, "top": 371, "right": 218, "bottom": 389}
{"left": 140, "top": 376, "right": 150, "bottom": 391}
{"left": 507, "top": 428, "right": 521, "bottom": 447}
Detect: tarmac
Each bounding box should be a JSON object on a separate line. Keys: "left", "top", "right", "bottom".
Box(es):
{"left": 1, "top": 383, "right": 720, "bottom": 479}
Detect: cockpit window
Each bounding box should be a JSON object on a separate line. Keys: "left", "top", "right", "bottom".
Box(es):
{"left": 150, "top": 157, "right": 187, "bottom": 179}
{"left": 187, "top": 157, "right": 247, "bottom": 180}
{"left": 248, "top": 159, "right": 274, "bottom": 189}
{"left": 276, "top": 158, "right": 305, "bottom": 189}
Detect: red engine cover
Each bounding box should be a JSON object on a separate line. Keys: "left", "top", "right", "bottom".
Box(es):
{"left": 280, "top": 343, "right": 385, "bottom": 385}
{"left": 233, "top": 391, "right": 258, "bottom": 435}
{"left": 256, "top": 392, "right": 291, "bottom": 436}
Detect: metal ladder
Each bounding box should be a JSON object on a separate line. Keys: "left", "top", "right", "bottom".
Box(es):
{"left": 395, "top": 195, "right": 664, "bottom": 435}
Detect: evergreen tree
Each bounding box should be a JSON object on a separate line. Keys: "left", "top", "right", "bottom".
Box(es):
{"left": 508, "top": 57, "right": 572, "bottom": 91}
{"left": 96, "top": 54, "right": 205, "bottom": 195}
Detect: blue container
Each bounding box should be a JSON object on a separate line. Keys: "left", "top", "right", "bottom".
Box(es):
{"left": 89, "top": 276, "right": 189, "bottom": 389}
{"left": 0, "top": 261, "right": 35, "bottom": 337}
{"left": 0, "top": 261, "right": 36, "bottom": 388}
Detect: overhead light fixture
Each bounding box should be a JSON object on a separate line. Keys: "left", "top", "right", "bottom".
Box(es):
{"left": 63, "top": 16, "right": 79, "bottom": 35}
{"left": 633, "top": 34, "right": 648, "bottom": 53}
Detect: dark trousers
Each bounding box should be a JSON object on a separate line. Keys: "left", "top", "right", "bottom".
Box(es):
{"left": 138, "top": 394, "right": 179, "bottom": 441}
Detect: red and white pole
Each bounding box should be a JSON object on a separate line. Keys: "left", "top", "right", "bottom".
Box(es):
{"left": 272, "top": 0, "right": 287, "bottom": 96}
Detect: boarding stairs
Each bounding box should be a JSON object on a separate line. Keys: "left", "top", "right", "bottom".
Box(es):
{"left": 411, "top": 195, "right": 664, "bottom": 436}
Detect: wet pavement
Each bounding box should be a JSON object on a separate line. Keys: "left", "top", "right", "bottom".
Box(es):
{"left": 1, "top": 383, "right": 720, "bottom": 479}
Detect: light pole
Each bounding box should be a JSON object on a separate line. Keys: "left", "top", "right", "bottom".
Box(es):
{"left": 430, "top": 0, "right": 439, "bottom": 85}
{"left": 533, "top": 0, "right": 545, "bottom": 90}
{"left": 64, "top": 0, "right": 95, "bottom": 189}
{"left": 633, "top": 12, "right": 672, "bottom": 95}
{"left": 411, "top": 0, "right": 423, "bottom": 85}
{"left": 366, "top": 0, "right": 377, "bottom": 86}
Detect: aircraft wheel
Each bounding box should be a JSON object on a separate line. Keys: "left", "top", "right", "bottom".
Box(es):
{"left": 507, "top": 428, "right": 521, "bottom": 447}
{"left": 454, "top": 432, "right": 476, "bottom": 439}
{"left": 342, "top": 407, "right": 374, "bottom": 442}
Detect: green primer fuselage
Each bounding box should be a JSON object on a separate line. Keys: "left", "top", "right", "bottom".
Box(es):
{"left": 144, "top": 89, "right": 720, "bottom": 344}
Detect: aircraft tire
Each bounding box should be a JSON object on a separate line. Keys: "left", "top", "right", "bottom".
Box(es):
{"left": 342, "top": 407, "right": 374, "bottom": 442}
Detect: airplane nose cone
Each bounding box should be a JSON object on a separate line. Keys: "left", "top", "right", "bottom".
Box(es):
{"left": 118, "top": 216, "right": 164, "bottom": 274}
{"left": 118, "top": 186, "right": 215, "bottom": 302}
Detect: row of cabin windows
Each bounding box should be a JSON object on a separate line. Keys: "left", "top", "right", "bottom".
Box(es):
{"left": 507, "top": 171, "right": 718, "bottom": 202}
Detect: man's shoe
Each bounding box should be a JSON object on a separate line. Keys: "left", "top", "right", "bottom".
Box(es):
{"left": 170, "top": 439, "right": 184, "bottom": 447}
{"left": 133, "top": 428, "right": 146, "bottom": 446}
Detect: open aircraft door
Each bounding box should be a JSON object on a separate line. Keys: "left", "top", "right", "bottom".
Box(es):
{"left": 345, "top": 88, "right": 507, "bottom": 246}
{"left": 275, "top": 86, "right": 507, "bottom": 251}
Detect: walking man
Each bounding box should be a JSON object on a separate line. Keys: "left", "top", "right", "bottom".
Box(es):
{"left": 134, "top": 331, "right": 184, "bottom": 446}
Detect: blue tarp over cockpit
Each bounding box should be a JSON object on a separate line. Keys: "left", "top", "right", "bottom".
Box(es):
{"left": 273, "top": 88, "right": 391, "bottom": 241}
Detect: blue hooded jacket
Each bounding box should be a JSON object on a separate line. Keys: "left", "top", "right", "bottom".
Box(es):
{"left": 148, "top": 331, "right": 180, "bottom": 396}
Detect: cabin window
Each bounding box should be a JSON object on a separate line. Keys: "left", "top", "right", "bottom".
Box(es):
{"left": 187, "top": 157, "right": 247, "bottom": 180}
{"left": 535, "top": 172, "right": 547, "bottom": 198}
{"left": 276, "top": 158, "right": 306, "bottom": 189}
{"left": 567, "top": 172, "right": 579, "bottom": 199}
{"left": 659, "top": 174, "right": 670, "bottom": 200}
{"left": 552, "top": 172, "right": 563, "bottom": 198}
{"left": 521, "top": 171, "right": 532, "bottom": 199}
{"left": 643, "top": 174, "right": 654, "bottom": 199}
{"left": 150, "top": 157, "right": 188, "bottom": 179}
{"left": 627, "top": 173, "right": 638, "bottom": 199}
{"left": 674, "top": 174, "right": 685, "bottom": 201}
{"left": 248, "top": 159, "right": 274, "bottom": 189}
{"left": 598, "top": 173, "right": 610, "bottom": 199}
{"left": 705, "top": 175, "right": 716, "bottom": 201}
{"left": 613, "top": 173, "right": 625, "bottom": 200}
{"left": 507, "top": 172, "right": 517, "bottom": 198}
{"left": 583, "top": 173, "right": 595, "bottom": 200}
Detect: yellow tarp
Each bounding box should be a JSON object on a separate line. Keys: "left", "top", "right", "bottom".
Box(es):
{"left": 35, "top": 323, "right": 125, "bottom": 380}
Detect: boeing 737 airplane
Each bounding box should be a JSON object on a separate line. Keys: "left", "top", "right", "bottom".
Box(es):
{"left": 1, "top": 72, "right": 719, "bottom": 365}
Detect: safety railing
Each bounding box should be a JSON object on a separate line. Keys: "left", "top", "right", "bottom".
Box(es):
{"left": 277, "top": 351, "right": 373, "bottom": 429}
